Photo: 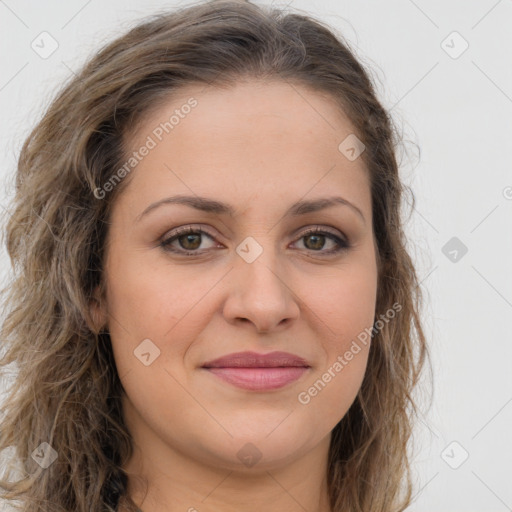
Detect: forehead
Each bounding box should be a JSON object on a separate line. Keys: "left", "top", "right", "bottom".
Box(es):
{"left": 118, "top": 79, "right": 371, "bottom": 218}
{"left": 128, "top": 79, "right": 358, "bottom": 148}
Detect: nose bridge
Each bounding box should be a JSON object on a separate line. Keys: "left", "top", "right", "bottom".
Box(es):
{"left": 223, "top": 235, "right": 300, "bottom": 331}
{"left": 236, "top": 235, "right": 286, "bottom": 300}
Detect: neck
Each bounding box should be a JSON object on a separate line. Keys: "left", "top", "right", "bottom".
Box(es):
{"left": 121, "top": 429, "right": 332, "bottom": 512}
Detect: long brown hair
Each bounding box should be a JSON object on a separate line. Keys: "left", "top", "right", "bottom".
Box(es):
{"left": 0, "top": 1, "right": 431, "bottom": 510}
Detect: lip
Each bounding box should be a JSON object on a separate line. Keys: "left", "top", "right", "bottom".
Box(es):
{"left": 201, "top": 351, "right": 311, "bottom": 391}
{"left": 202, "top": 350, "right": 310, "bottom": 368}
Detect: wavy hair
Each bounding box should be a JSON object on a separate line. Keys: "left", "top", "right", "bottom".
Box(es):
{"left": 0, "top": 0, "right": 432, "bottom": 510}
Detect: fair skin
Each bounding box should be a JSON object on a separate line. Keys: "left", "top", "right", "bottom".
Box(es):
{"left": 92, "top": 80, "right": 378, "bottom": 512}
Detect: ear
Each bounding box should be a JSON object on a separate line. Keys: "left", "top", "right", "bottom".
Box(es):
{"left": 89, "top": 283, "right": 108, "bottom": 334}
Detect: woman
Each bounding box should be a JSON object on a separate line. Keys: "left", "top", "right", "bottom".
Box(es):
{"left": 0, "top": 1, "right": 431, "bottom": 510}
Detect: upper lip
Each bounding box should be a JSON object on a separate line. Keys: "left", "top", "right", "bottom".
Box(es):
{"left": 202, "top": 351, "right": 310, "bottom": 368}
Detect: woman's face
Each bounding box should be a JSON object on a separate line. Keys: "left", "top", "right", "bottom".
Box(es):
{"left": 93, "top": 80, "right": 378, "bottom": 473}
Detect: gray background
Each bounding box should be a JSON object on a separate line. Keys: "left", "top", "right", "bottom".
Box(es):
{"left": 1, "top": 1, "right": 511, "bottom": 510}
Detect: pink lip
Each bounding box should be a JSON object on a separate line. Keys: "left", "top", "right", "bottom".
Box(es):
{"left": 202, "top": 351, "right": 311, "bottom": 391}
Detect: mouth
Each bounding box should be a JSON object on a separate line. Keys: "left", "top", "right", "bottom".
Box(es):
{"left": 201, "top": 351, "right": 311, "bottom": 391}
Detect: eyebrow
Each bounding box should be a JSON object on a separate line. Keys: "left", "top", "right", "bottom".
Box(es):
{"left": 136, "top": 194, "right": 366, "bottom": 224}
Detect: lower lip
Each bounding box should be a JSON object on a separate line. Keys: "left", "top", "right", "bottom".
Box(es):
{"left": 204, "top": 367, "right": 309, "bottom": 391}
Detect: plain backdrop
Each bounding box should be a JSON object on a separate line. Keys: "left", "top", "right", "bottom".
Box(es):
{"left": 0, "top": 1, "right": 511, "bottom": 511}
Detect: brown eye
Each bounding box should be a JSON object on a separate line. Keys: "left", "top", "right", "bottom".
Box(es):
{"left": 177, "top": 233, "right": 202, "bottom": 250}
{"left": 294, "top": 228, "right": 350, "bottom": 256}
{"left": 160, "top": 226, "right": 218, "bottom": 255}
{"left": 303, "top": 233, "right": 326, "bottom": 250}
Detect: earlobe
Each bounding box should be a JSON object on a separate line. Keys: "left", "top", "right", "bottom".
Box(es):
{"left": 89, "top": 284, "right": 108, "bottom": 333}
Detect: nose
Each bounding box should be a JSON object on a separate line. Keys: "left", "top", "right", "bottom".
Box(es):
{"left": 222, "top": 246, "right": 300, "bottom": 334}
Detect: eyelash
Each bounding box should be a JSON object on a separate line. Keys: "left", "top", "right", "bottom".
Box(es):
{"left": 159, "top": 224, "right": 351, "bottom": 257}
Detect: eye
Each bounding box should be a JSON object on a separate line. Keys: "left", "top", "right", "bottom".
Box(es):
{"left": 159, "top": 225, "right": 351, "bottom": 257}
{"left": 159, "top": 225, "right": 219, "bottom": 255}
{"left": 291, "top": 227, "right": 350, "bottom": 256}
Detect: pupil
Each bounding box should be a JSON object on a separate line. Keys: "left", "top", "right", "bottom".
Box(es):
{"left": 180, "top": 234, "right": 201, "bottom": 250}
{"left": 306, "top": 234, "right": 324, "bottom": 250}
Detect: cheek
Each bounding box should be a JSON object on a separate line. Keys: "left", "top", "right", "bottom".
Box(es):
{"left": 298, "top": 347, "right": 369, "bottom": 436}
{"left": 296, "top": 275, "right": 375, "bottom": 431}
{"left": 296, "top": 258, "right": 376, "bottom": 416}
{"left": 106, "top": 249, "right": 216, "bottom": 337}
{"left": 104, "top": 255, "right": 219, "bottom": 422}
{"left": 304, "top": 259, "right": 378, "bottom": 344}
